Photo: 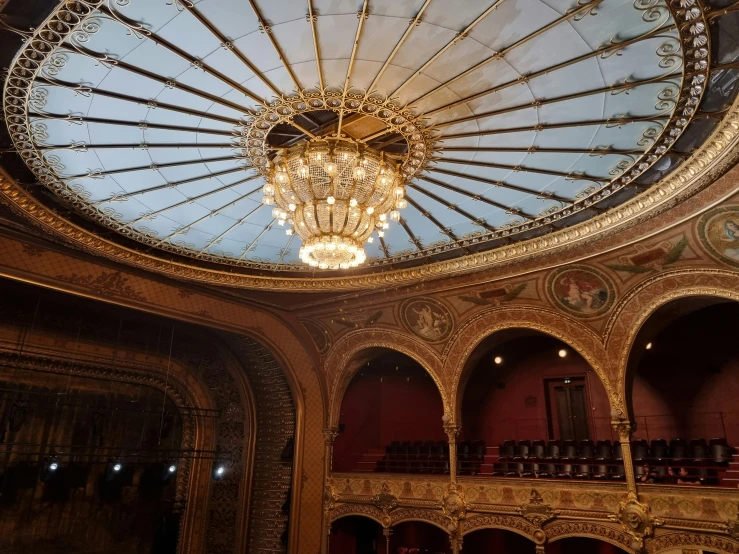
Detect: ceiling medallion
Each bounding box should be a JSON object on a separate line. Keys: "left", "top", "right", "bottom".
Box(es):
{"left": 264, "top": 138, "right": 406, "bottom": 269}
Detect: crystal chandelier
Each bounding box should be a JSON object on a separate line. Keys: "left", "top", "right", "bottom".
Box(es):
{"left": 261, "top": 138, "right": 407, "bottom": 269}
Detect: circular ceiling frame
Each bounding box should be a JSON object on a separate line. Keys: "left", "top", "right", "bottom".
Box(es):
{"left": 2, "top": 0, "right": 738, "bottom": 291}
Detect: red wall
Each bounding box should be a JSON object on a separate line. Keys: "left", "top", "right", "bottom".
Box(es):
{"left": 391, "top": 522, "right": 449, "bottom": 553}
{"left": 333, "top": 358, "right": 445, "bottom": 471}
{"left": 329, "top": 516, "right": 386, "bottom": 554}
{"left": 630, "top": 303, "right": 739, "bottom": 444}
{"left": 461, "top": 340, "right": 613, "bottom": 446}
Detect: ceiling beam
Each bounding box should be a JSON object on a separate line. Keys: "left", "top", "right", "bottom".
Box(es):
{"left": 432, "top": 158, "right": 609, "bottom": 184}
{"left": 197, "top": 203, "right": 265, "bottom": 256}
{"left": 307, "top": 0, "right": 325, "bottom": 91}
{"left": 406, "top": 183, "right": 500, "bottom": 229}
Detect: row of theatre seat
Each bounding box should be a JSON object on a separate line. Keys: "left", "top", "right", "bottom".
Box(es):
{"left": 373, "top": 438, "right": 734, "bottom": 479}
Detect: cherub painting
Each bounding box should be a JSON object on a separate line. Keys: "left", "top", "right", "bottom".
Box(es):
{"left": 547, "top": 266, "right": 615, "bottom": 318}
{"left": 401, "top": 298, "right": 453, "bottom": 342}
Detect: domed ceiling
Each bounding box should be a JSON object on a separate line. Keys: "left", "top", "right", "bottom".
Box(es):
{"left": 4, "top": 0, "right": 733, "bottom": 287}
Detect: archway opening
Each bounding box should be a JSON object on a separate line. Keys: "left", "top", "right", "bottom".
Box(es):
{"left": 391, "top": 521, "right": 449, "bottom": 554}
{"left": 464, "top": 528, "right": 535, "bottom": 553}
{"left": 459, "top": 330, "right": 615, "bottom": 479}
{"left": 628, "top": 297, "right": 739, "bottom": 487}
{"left": 547, "top": 537, "right": 629, "bottom": 553}
{"left": 329, "top": 515, "right": 386, "bottom": 554}
{"left": 333, "top": 350, "right": 445, "bottom": 473}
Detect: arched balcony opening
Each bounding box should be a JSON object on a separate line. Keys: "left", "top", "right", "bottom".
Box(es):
{"left": 463, "top": 528, "right": 535, "bottom": 553}
{"left": 391, "top": 521, "right": 449, "bottom": 554}
{"left": 332, "top": 350, "right": 445, "bottom": 474}
{"left": 329, "top": 515, "right": 386, "bottom": 554}
{"left": 459, "top": 330, "right": 617, "bottom": 479}
{"left": 547, "top": 537, "right": 629, "bottom": 553}
{"left": 627, "top": 297, "right": 739, "bottom": 487}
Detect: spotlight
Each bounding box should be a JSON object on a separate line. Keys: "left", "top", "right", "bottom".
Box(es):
{"left": 113, "top": 463, "right": 122, "bottom": 472}
{"left": 494, "top": 356, "right": 503, "bottom": 365}
{"left": 213, "top": 461, "right": 226, "bottom": 480}
{"left": 40, "top": 457, "right": 61, "bottom": 483}
{"left": 168, "top": 464, "right": 176, "bottom": 474}
{"left": 645, "top": 342, "right": 652, "bottom": 350}
{"left": 105, "top": 459, "right": 125, "bottom": 482}
{"left": 558, "top": 349, "right": 568, "bottom": 358}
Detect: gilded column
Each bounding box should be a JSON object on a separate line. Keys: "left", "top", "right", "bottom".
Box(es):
{"left": 444, "top": 423, "right": 461, "bottom": 483}
{"left": 383, "top": 527, "right": 392, "bottom": 554}
{"left": 321, "top": 428, "right": 340, "bottom": 554}
{"left": 450, "top": 530, "right": 463, "bottom": 554}
{"left": 612, "top": 419, "right": 637, "bottom": 492}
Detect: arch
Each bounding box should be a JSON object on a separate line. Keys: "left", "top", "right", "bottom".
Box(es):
{"left": 443, "top": 307, "right": 613, "bottom": 424}
{"left": 389, "top": 508, "right": 452, "bottom": 533}
{"left": 604, "top": 269, "right": 739, "bottom": 416}
{"left": 325, "top": 329, "right": 446, "bottom": 426}
{"left": 461, "top": 514, "right": 537, "bottom": 540}
{"left": 544, "top": 521, "right": 636, "bottom": 553}
{"left": 646, "top": 532, "right": 739, "bottom": 554}
{"left": 330, "top": 506, "right": 387, "bottom": 527}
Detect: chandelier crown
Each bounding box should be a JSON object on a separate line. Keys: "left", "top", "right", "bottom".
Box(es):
{"left": 262, "top": 137, "right": 407, "bottom": 269}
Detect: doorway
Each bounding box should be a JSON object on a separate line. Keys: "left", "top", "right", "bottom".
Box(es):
{"left": 545, "top": 377, "right": 590, "bottom": 441}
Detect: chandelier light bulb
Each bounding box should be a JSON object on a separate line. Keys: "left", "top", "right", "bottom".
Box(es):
{"left": 325, "top": 161, "right": 336, "bottom": 175}
{"left": 367, "top": 237, "right": 374, "bottom": 243}
{"left": 278, "top": 219, "right": 285, "bottom": 226}
{"left": 262, "top": 195, "right": 274, "bottom": 205}
{"left": 299, "top": 166, "right": 309, "bottom": 179}
{"left": 349, "top": 198, "right": 358, "bottom": 207}
{"left": 327, "top": 196, "right": 336, "bottom": 205}
{"left": 379, "top": 213, "right": 387, "bottom": 221}
{"left": 288, "top": 203, "right": 296, "bottom": 211}
{"left": 390, "top": 210, "right": 400, "bottom": 221}
{"left": 263, "top": 183, "right": 275, "bottom": 196}
{"left": 396, "top": 198, "right": 408, "bottom": 209}
{"left": 378, "top": 231, "right": 385, "bottom": 237}
{"left": 271, "top": 207, "right": 280, "bottom": 218}
{"left": 366, "top": 206, "right": 374, "bottom": 215}
{"left": 286, "top": 228, "right": 293, "bottom": 235}
{"left": 382, "top": 222, "right": 389, "bottom": 229}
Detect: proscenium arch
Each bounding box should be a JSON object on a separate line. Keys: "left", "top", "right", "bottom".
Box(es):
{"left": 604, "top": 270, "right": 739, "bottom": 420}
{"left": 325, "top": 329, "right": 447, "bottom": 427}
{"left": 443, "top": 308, "right": 614, "bottom": 425}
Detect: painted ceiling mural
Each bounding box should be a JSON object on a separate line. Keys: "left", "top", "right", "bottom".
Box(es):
{"left": 302, "top": 190, "right": 739, "bottom": 353}
{"left": 5, "top": 0, "right": 737, "bottom": 287}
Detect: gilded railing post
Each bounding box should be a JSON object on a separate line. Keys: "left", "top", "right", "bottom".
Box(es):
{"left": 323, "top": 427, "right": 340, "bottom": 476}
{"left": 612, "top": 419, "right": 637, "bottom": 492}
{"left": 443, "top": 423, "right": 461, "bottom": 484}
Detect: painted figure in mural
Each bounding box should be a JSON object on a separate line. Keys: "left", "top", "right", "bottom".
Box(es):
{"left": 559, "top": 275, "right": 607, "bottom": 314}
{"left": 721, "top": 220, "right": 739, "bottom": 260}
{"left": 411, "top": 304, "right": 448, "bottom": 341}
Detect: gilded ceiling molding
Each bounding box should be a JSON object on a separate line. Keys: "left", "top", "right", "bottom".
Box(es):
{"left": 441, "top": 307, "right": 613, "bottom": 422}
{"left": 389, "top": 508, "right": 453, "bottom": 532}
{"left": 1, "top": 0, "right": 737, "bottom": 289}
{"left": 324, "top": 329, "right": 446, "bottom": 427}
{"left": 329, "top": 504, "right": 386, "bottom": 526}
{"left": 545, "top": 520, "right": 637, "bottom": 553}
{"left": 645, "top": 532, "right": 739, "bottom": 554}
{"left": 461, "top": 514, "right": 537, "bottom": 539}
{"left": 602, "top": 269, "right": 739, "bottom": 414}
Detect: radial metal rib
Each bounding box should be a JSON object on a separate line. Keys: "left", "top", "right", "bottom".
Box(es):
{"left": 62, "top": 155, "right": 243, "bottom": 180}
{"left": 410, "top": 0, "right": 602, "bottom": 106}
{"left": 439, "top": 115, "right": 669, "bottom": 140}
{"left": 337, "top": 0, "right": 369, "bottom": 137}
{"left": 433, "top": 71, "right": 681, "bottom": 129}
{"left": 407, "top": 183, "right": 501, "bottom": 229}
{"left": 99, "top": 4, "right": 266, "bottom": 106}
{"left": 367, "top": 0, "right": 432, "bottom": 94}
{"left": 425, "top": 22, "right": 677, "bottom": 117}
{"left": 34, "top": 78, "right": 243, "bottom": 126}
{"left": 391, "top": 0, "right": 506, "bottom": 99}
{"left": 432, "top": 158, "right": 609, "bottom": 183}
{"left": 58, "top": 44, "right": 256, "bottom": 116}
{"left": 398, "top": 217, "right": 424, "bottom": 250}
{"left": 197, "top": 204, "right": 266, "bottom": 256}
{"left": 404, "top": 195, "right": 469, "bottom": 253}
{"left": 92, "top": 167, "right": 246, "bottom": 205}
{"left": 439, "top": 146, "right": 645, "bottom": 156}
{"left": 239, "top": 221, "right": 275, "bottom": 260}
{"left": 307, "top": 0, "right": 324, "bottom": 90}
{"left": 39, "top": 143, "right": 237, "bottom": 151}
{"left": 131, "top": 178, "right": 261, "bottom": 227}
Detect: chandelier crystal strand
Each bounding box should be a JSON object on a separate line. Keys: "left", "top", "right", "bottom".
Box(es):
{"left": 261, "top": 138, "right": 406, "bottom": 269}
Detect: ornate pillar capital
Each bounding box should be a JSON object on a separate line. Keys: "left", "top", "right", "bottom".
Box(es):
{"left": 322, "top": 427, "right": 340, "bottom": 445}
{"left": 443, "top": 424, "right": 461, "bottom": 441}
{"left": 611, "top": 419, "right": 636, "bottom": 441}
